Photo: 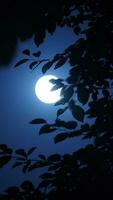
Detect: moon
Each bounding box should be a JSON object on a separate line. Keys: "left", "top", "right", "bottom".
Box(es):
{"left": 35, "top": 75, "right": 62, "bottom": 104}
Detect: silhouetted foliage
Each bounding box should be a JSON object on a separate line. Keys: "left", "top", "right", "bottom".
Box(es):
{"left": 1, "top": 0, "right": 113, "bottom": 198}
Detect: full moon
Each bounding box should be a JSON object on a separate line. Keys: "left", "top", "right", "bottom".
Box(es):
{"left": 35, "top": 75, "right": 62, "bottom": 104}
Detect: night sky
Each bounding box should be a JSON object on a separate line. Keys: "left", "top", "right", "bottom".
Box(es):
{"left": 0, "top": 26, "right": 90, "bottom": 193}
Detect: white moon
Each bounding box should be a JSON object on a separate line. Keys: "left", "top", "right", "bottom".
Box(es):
{"left": 35, "top": 75, "right": 61, "bottom": 104}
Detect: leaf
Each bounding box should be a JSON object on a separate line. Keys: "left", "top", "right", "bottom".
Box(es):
{"left": 47, "top": 23, "right": 56, "bottom": 34}
{"left": 53, "top": 54, "right": 63, "bottom": 62}
{"left": 81, "top": 124, "right": 89, "bottom": 131}
{"left": 39, "top": 124, "right": 56, "bottom": 135}
{"left": 38, "top": 154, "right": 46, "bottom": 160}
{"left": 63, "top": 86, "right": 74, "bottom": 101}
{"left": 28, "top": 161, "right": 45, "bottom": 172}
{"left": 54, "top": 57, "right": 68, "bottom": 69}
{"left": 21, "top": 181, "right": 34, "bottom": 191}
{"left": 64, "top": 121, "right": 77, "bottom": 129}
{"left": 69, "top": 100, "right": 84, "bottom": 122}
{"left": 54, "top": 132, "right": 68, "bottom": 143}
{"left": 69, "top": 130, "right": 82, "bottom": 138}
{"left": 32, "top": 51, "right": 41, "bottom": 57}
{"left": 48, "top": 164, "right": 60, "bottom": 171}
{"left": 14, "top": 59, "right": 29, "bottom": 67}
{"left": 40, "top": 172, "right": 54, "bottom": 179}
{"left": 29, "top": 61, "right": 38, "bottom": 69}
{"left": 55, "top": 119, "right": 77, "bottom": 129}
{"left": 102, "top": 89, "right": 110, "bottom": 97}
{"left": 27, "top": 147, "right": 37, "bottom": 155}
{"left": 22, "top": 49, "right": 30, "bottom": 56}
{"left": 0, "top": 144, "right": 7, "bottom": 150}
{"left": 28, "top": 163, "right": 39, "bottom": 172}
{"left": 30, "top": 118, "right": 47, "bottom": 124}
{"left": 48, "top": 154, "right": 61, "bottom": 161}
{"left": 23, "top": 161, "right": 31, "bottom": 174}
{"left": 16, "top": 157, "right": 26, "bottom": 161}
{"left": 38, "top": 180, "right": 50, "bottom": 188}
{"left": 4, "top": 148, "right": 12, "bottom": 154}
{"left": 57, "top": 106, "right": 68, "bottom": 117}
{"left": 5, "top": 187, "right": 20, "bottom": 194}
{"left": 92, "top": 92, "right": 98, "bottom": 101}
{"left": 12, "top": 162, "right": 23, "bottom": 168}
{"left": 15, "top": 149, "right": 27, "bottom": 157}
{"left": 77, "top": 86, "right": 89, "bottom": 105}
{"left": 49, "top": 78, "right": 63, "bottom": 84}
{"left": 0, "top": 156, "right": 11, "bottom": 168}
{"left": 0, "top": 145, "right": 12, "bottom": 154}
{"left": 42, "top": 61, "right": 53, "bottom": 74}
{"left": 51, "top": 82, "right": 63, "bottom": 91}
{"left": 34, "top": 31, "right": 46, "bottom": 47}
{"left": 54, "top": 97, "right": 66, "bottom": 106}
{"left": 74, "top": 26, "right": 81, "bottom": 35}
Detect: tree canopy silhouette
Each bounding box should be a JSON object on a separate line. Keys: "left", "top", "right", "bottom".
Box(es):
{"left": 0, "top": 0, "right": 113, "bottom": 199}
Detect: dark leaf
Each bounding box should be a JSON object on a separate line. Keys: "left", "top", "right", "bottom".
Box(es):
{"left": 102, "top": 89, "right": 110, "bottom": 97}
{"left": 5, "top": 187, "right": 20, "bottom": 194}
{"left": 23, "top": 161, "right": 31, "bottom": 174}
{"left": 54, "top": 97, "right": 66, "bottom": 106}
{"left": 54, "top": 132, "right": 68, "bottom": 143}
{"left": 51, "top": 82, "right": 63, "bottom": 91}
{"left": 57, "top": 106, "right": 68, "bottom": 117}
{"left": 0, "top": 156, "right": 11, "bottom": 168}
{"left": 0, "top": 146, "right": 12, "bottom": 154}
{"left": 27, "top": 147, "right": 37, "bottom": 155}
{"left": 5, "top": 148, "right": 12, "bottom": 154}
{"left": 28, "top": 163, "right": 39, "bottom": 172}
{"left": 81, "top": 124, "right": 89, "bottom": 131}
{"left": 48, "top": 164, "right": 61, "bottom": 171}
{"left": 69, "top": 130, "right": 82, "bottom": 138}
{"left": 74, "top": 26, "right": 81, "bottom": 35}
{"left": 53, "top": 54, "right": 63, "bottom": 62}
{"left": 0, "top": 144, "right": 7, "bottom": 150}
{"left": 32, "top": 51, "right": 41, "bottom": 57}
{"left": 49, "top": 78, "right": 63, "bottom": 85}
{"left": 55, "top": 119, "right": 77, "bottom": 129}
{"left": 14, "top": 59, "right": 29, "bottom": 67}
{"left": 69, "top": 100, "right": 84, "bottom": 122}
{"left": 38, "top": 180, "right": 50, "bottom": 188}
{"left": 28, "top": 161, "right": 45, "bottom": 172}
{"left": 54, "top": 57, "right": 68, "bottom": 69}
{"left": 22, "top": 49, "right": 30, "bottom": 56}
{"left": 38, "top": 154, "right": 46, "bottom": 160}
{"left": 12, "top": 162, "right": 23, "bottom": 168}
{"left": 16, "top": 157, "right": 26, "bottom": 161}
{"left": 15, "top": 149, "right": 27, "bottom": 157}
{"left": 21, "top": 181, "right": 34, "bottom": 191}
{"left": 30, "top": 118, "right": 47, "bottom": 124}
{"left": 39, "top": 124, "right": 56, "bottom": 135}
{"left": 34, "top": 31, "right": 46, "bottom": 47}
{"left": 92, "top": 92, "right": 98, "bottom": 101}
{"left": 29, "top": 61, "right": 38, "bottom": 69}
{"left": 64, "top": 121, "right": 77, "bottom": 129}
{"left": 40, "top": 172, "right": 54, "bottom": 179}
{"left": 42, "top": 61, "right": 53, "bottom": 74}
{"left": 63, "top": 86, "right": 74, "bottom": 101}
{"left": 47, "top": 23, "right": 56, "bottom": 34}
{"left": 77, "top": 86, "right": 89, "bottom": 104}
{"left": 50, "top": 78, "right": 63, "bottom": 84}
{"left": 48, "top": 154, "right": 61, "bottom": 161}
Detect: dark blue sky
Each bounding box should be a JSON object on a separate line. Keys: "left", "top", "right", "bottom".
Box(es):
{"left": 0, "top": 27, "right": 90, "bottom": 193}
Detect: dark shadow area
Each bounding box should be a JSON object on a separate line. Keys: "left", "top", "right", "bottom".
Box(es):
{"left": 0, "top": 0, "right": 75, "bottom": 66}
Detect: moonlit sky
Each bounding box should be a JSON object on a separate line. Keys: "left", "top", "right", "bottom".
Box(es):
{"left": 0, "top": 27, "right": 90, "bottom": 193}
